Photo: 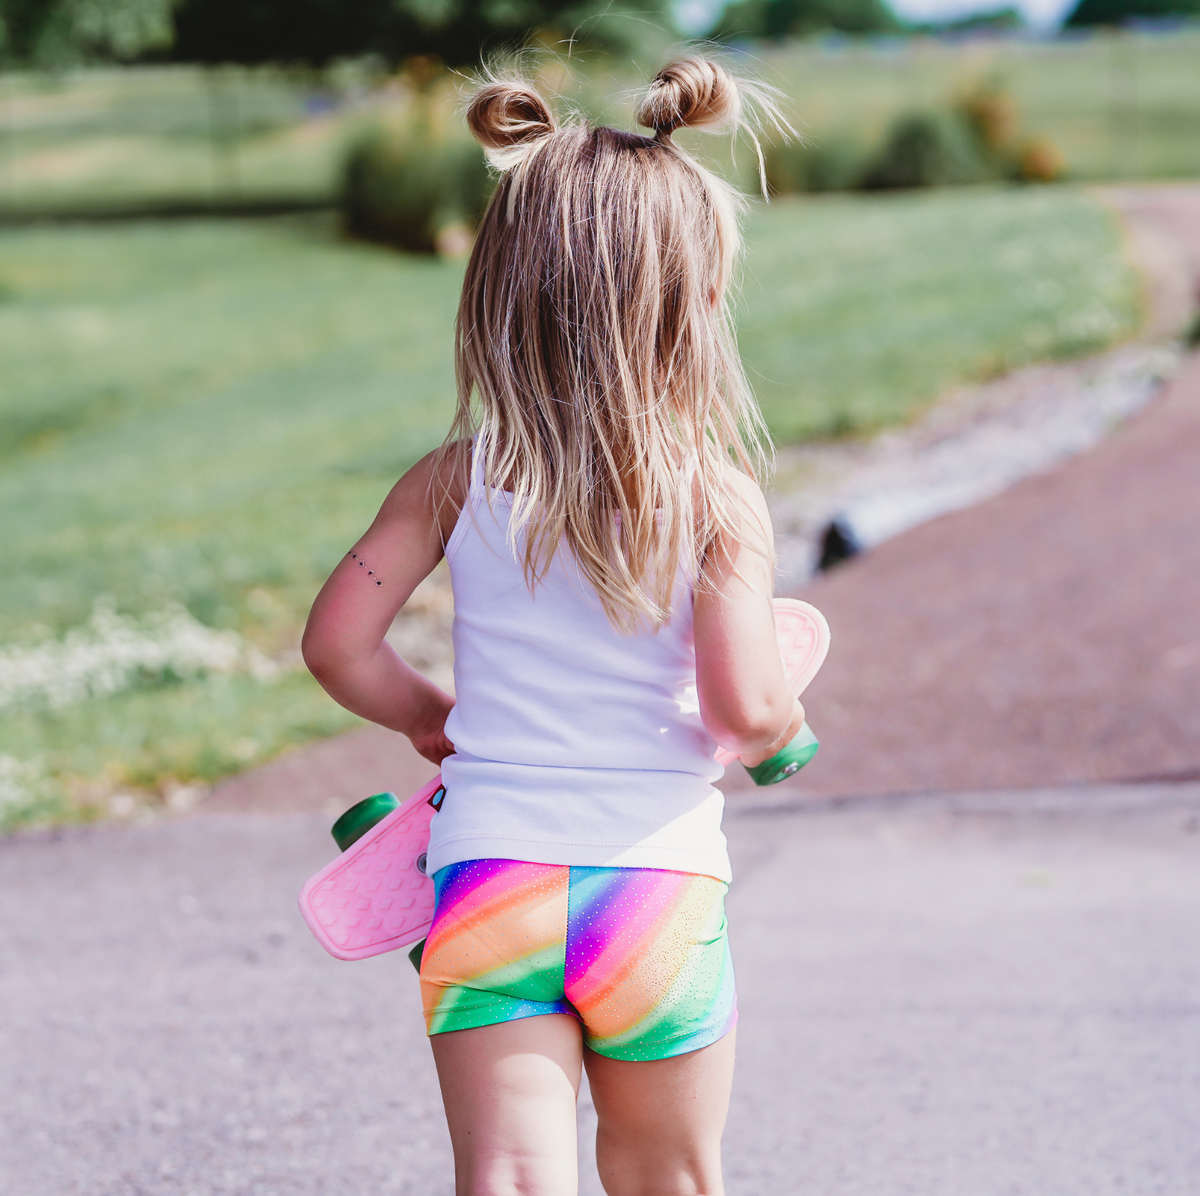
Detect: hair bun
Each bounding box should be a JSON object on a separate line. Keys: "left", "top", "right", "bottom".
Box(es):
{"left": 636, "top": 59, "right": 740, "bottom": 138}
{"left": 467, "top": 81, "right": 555, "bottom": 154}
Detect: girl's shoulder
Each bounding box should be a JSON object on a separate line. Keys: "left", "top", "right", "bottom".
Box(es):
{"left": 699, "top": 459, "right": 773, "bottom": 580}
{"left": 713, "top": 457, "right": 766, "bottom": 501}
{"left": 428, "top": 438, "right": 471, "bottom": 544}
{"left": 706, "top": 458, "right": 769, "bottom": 531}
{"left": 371, "top": 439, "right": 470, "bottom": 550}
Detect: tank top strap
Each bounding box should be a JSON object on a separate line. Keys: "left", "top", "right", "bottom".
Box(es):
{"left": 444, "top": 435, "right": 489, "bottom": 561}
{"left": 467, "top": 433, "right": 486, "bottom": 499}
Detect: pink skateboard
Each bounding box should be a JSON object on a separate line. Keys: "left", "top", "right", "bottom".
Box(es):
{"left": 299, "top": 597, "right": 830, "bottom": 962}
{"left": 299, "top": 778, "right": 444, "bottom": 962}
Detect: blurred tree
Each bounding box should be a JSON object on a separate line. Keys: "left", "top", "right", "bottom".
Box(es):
{"left": 0, "top": 0, "right": 177, "bottom": 66}
{"left": 712, "top": 0, "right": 900, "bottom": 39}
{"left": 1065, "top": 0, "right": 1200, "bottom": 22}
{"left": 169, "top": 0, "right": 672, "bottom": 67}
{"left": 910, "top": 5, "right": 1023, "bottom": 31}
{"left": 862, "top": 109, "right": 989, "bottom": 187}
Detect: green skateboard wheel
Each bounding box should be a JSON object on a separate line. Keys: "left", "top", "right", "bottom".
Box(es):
{"left": 744, "top": 721, "right": 819, "bottom": 787}
{"left": 331, "top": 792, "right": 400, "bottom": 852}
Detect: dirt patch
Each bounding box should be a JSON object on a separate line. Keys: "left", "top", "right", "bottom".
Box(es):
{"left": 730, "top": 347, "right": 1200, "bottom": 801}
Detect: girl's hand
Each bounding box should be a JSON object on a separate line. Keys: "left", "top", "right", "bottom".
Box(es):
{"left": 409, "top": 704, "right": 457, "bottom": 766}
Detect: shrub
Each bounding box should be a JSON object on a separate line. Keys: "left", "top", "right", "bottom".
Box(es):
{"left": 765, "top": 77, "right": 1064, "bottom": 196}
{"left": 957, "top": 80, "right": 1019, "bottom": 157}
{"left": 766, "top": 131, "right": 871, "bottom": 194}
{"left": 861, "top": 109, "right": 990, "bottom": 189}
{"left": 954, "top": 79, "right": 1062, "bottom": 182}
{"left": 341, "top": 101, "right": 493, "bottom": 254}
{"left": 1017, "top": 137, "right": 1065, "bottom": 182}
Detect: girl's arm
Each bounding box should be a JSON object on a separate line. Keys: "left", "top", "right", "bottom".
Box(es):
{"left": 693, "top": 472, "right": 804, "bottom": 768}
{"left": 301, "top": 445, "right": 466, "bottom": 765}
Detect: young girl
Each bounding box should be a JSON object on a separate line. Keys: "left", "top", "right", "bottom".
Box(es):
{"left": 302, "top": 58, "right": 804, "bottom": 1196}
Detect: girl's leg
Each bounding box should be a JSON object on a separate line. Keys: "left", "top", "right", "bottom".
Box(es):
{"left": 432, "top": 1012, "right": 584, "bottom": 1196}
{"left": 583, "top": 1029, "right": 736, "bottom": 1196}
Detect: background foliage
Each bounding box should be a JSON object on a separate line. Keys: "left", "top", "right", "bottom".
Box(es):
{"left": 341, "top": 93, "right": 492, "bottom": 253}
{"left": 1065, "top": 0, "right": 1200, "bottom": 23}
{"left": 0, "top": 0, "right": 676, "bottom": 69}
{"left": 714, "top": 0, "right": 900, "bottom": 38}
{"left": 2, "top": 31, "right": 1197, "bottom": 225}
{"left": 764, "top": 77, "right": 1062, "bottom": 193}
{"left": 0, "top": 0, "right": 176, "bottom": 66}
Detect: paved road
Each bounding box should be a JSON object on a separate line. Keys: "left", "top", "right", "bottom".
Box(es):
{"left": 5, "top": 783, "right": 1199, "bottom": 1195}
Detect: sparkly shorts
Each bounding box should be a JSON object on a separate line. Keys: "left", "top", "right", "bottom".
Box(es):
{"left": 419, "top": 859, "right": 737, "bottom": 1061}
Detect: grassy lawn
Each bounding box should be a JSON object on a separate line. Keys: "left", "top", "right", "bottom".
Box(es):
{"left": 0, "top": 65, "right": 344, "bottom": 211}
{"left": 740, "top": 187, "right": 1138, "bottom": 439}
{"left": 0, "top": 187, "right": 1140, "bottom": 828}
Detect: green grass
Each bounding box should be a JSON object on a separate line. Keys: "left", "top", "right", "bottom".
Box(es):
{"left": 0, "top": 188, "right": 1140, "bottom": 827}
{"left": 0, "top": 215, "right": 460, "bottom": 639}
{"left": 5, "top": 669, "right": 359, "bottom": 792}
{"left": 739, "top": 187, "right": 1139, "bottom": 439}
{"left": 0, "top": 65, "right": 346, "bottom": 211}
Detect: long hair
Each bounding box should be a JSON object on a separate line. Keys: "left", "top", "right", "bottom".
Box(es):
{"left": 442, "top": 58, "right": 778, "bottom": 632}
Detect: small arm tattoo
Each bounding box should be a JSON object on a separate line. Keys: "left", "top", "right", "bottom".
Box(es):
{"left": 349, "top": 551, "right": 383, "bottom": 586}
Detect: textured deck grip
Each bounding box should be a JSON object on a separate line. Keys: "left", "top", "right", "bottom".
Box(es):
{"left": 298, "top": 776, "right": 442, "bottom": 961}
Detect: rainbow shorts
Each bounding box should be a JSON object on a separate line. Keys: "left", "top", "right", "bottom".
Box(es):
{"left": 419, "top": 859, "right": 737, "bottom": 1061}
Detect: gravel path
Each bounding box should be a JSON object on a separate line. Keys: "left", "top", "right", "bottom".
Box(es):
{"left": 769, "top": 338, "right": 1180, "bottom": 584}
{"left": 5, "top": 784, "right": 1200, "bottom": 1196}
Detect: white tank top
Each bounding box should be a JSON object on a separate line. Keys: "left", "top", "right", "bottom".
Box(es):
{"left": 429, "top": 448, "right": 730, "bottom": 882}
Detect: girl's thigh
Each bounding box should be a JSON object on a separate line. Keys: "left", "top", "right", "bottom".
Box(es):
{"left": 431, "top": 1012, "right": 584, "bottom": 1196}
{"left": 584, "top": 1029, "right": 737, "bottom": 1196}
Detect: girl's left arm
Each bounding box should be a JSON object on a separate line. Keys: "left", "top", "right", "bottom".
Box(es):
{"left": 301, "top": 446, "right": 464, "bottom": 765}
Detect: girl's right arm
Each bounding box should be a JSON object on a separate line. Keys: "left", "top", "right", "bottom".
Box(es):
{"left": 301, "top": 445, "right": 466, "bottom": 765}
{"left": 692, "top": 472, "right": 805, "bottom": 768}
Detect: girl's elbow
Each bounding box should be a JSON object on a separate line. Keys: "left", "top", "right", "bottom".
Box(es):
{"left": 706, "top": 698, "right": 791, "bottom": 756}
{"left": 301, "top": 625, "right": 342, "bottom": 683}
{"left": 302, "top": 620, "right": 384, "bottom": 687}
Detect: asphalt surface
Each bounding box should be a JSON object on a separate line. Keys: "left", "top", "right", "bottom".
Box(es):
{"left": 771, "top": 344, "right": 1200, "bottom": 801}
{"left": 4, "top": 783, "right": 1200, "bottom": 1196}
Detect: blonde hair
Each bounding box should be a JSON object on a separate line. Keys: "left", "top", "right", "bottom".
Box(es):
{"left": 444, "top": 58, "right": 776, "bottom": 632}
